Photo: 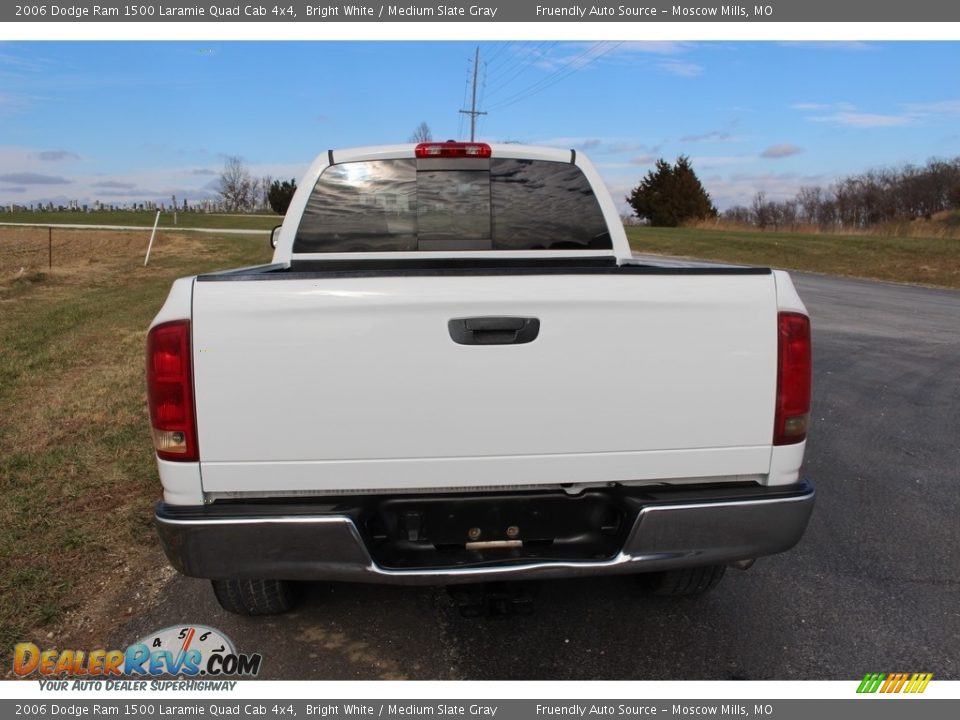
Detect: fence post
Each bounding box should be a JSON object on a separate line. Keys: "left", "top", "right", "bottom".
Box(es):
{"left": 48, "top": 226, "right": 52, "bottom": 269}
{"left": 144, "top": 210, "right": 161, "bottom": 267}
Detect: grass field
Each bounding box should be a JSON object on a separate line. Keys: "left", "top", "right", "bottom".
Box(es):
{"left": 627, "top": 226, "right": 960, "bottom": 289}
{"left": 0, "top": 210, "right": 280, "bottom": 231}
{"left": 0, "top": 231, "right": 270, "bottom": 664}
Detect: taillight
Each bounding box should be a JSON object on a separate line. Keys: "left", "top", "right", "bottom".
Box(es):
{"left": 415, "top": 142, "right": 492, "bottom": 158}
{"left": 146, "top": 320, "right": 198, "bottom": 461}
{"left": 774, "top": 311, "right": 812, "bottom": 445}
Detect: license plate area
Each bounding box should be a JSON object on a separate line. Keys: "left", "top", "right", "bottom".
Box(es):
{"left": 360, "top": 490, "right": 632, "bottom": 570}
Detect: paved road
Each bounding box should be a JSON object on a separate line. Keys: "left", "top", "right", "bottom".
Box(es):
{"left": 116, "top": 272, "right": 960, "bottom": 680}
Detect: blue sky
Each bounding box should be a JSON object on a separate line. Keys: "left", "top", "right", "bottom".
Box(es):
{"left": 1, "top": 41, "right": 958, "bottom": 211}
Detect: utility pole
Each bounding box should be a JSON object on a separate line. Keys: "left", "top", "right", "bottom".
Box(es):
{"left": 459, "top": 46, "right": 487, "bottom": 141}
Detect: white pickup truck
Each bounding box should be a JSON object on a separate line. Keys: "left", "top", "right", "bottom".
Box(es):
{"left": 148, "top": 142, "right": 814, "bottom": 615}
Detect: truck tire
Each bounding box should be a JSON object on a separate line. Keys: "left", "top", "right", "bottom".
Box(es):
{"left": 640, "top": 565, "right": 726, "bottom": 596}
{"left": 211, "top": 579, "right": 299, "bottom": 615}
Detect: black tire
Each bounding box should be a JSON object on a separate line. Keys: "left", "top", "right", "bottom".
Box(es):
{"left": 211, "top": 579, "right": 299, "bottom": 616}
{"left": 639, "top": 565, "right": 726, "bottom": 597}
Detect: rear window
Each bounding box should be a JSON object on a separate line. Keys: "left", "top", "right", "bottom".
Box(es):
{"left": 293, "top": 157, "right": 612, "bottom": 253}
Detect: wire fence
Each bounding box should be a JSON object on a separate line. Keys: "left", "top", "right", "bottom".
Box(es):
{"left": 0, "top": 226, "right": 152, "bottom": 275}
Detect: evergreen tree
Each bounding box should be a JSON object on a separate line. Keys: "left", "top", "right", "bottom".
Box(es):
{"left": 267, "top": 179, "right": 297, "bottom": 215}
{"left": 627, "top": 156, "right": 717, "bottom": 227}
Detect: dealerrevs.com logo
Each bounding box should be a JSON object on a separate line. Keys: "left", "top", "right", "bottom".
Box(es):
{"left": 857, "top": 673, "right": 933, "bottom": 694}
{"left": 14, "top": 625, "right": 262, "bottom": 683}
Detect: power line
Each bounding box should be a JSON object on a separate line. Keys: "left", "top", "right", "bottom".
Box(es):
{"left": 486, "top": 42, "right": 612, "bottom": 109}
{"left": 483, "top": 41, "right": 532, "bottom": 86}
{"left": 486, "top": 42, "right": 623, "bottom": 112}
{"left": 481, "top": 41, "right": 512, "bottom": 72}
{"left": 483, "top": 41, "right": 558, "bottom": 101}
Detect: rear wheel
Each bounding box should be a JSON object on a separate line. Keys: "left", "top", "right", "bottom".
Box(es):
{"left": 211, "top": 579, "right": 299, "bottom": 615}
{"left": 639, "top": 565, "right": 726, "bottom": 596}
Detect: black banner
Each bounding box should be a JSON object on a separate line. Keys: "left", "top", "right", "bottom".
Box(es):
{"left": 1, "top": 699, "right": 959, "bottom": 720}
{"left": 4, "top": 1, "right": 960, "bottom": 23}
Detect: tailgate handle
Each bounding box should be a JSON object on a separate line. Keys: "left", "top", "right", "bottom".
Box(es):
{"left": 448, "top": 317, "right": 540, "bottom": 345}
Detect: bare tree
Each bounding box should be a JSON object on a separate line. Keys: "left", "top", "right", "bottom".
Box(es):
{"left": 260, "top": 175, "right": 273, "bottom": 211}
{"left": 731, "top": 156, "right": 959, "bottom": 232}
{"left": 217, "top": 156, "right": 257, "bottom": 211}
{"left": 751, "top": 192, "right": 771, "bottom": 229}
{"left": 723, "top": 205, "right": 752, "bottom": 225}
{"left": 797, "top": 186, "right": 822, "bottom": 225}
{"left": 409, "top": 122, "right": 433, "bottom": 143}
{"left": 773, "top": 198, "right": 799, "bottom": 230}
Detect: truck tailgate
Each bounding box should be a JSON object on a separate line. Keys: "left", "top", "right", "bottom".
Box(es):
{"left": 192, "top": 271, "right": 777, "bottom": 493}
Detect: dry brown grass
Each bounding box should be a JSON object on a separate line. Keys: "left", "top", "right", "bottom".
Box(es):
{"left": 686, "top": 211, "right": 960, "bottom": 240}
{"left": 0, "top": 227, "right": 224, "bottom": 278}
{"left": 0, "top": 229, "right": 271, "bottom": 664}
{"left": 0, "top": 226, "right": 144, "bottom": 275}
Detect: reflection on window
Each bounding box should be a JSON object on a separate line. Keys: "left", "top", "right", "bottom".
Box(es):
{"left": 293, "top": 158, "right": 611, "bottom": 253}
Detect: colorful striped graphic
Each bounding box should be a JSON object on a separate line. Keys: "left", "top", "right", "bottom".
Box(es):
{"left": 857, "top": 672, "right": 933, "bottom": 694}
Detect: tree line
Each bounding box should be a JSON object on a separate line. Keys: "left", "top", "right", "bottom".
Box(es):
{"left": 721, "top": 157, "right": 960, "bottom": 231}
{"left": 629, "top": 155, "right": 960, "bottom": 230}
{"left": 217, "top": 155, "right": 296, "bottom": 214}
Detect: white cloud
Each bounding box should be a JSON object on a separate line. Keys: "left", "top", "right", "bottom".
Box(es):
{"left": 903, "top": 100, "right": 960, "bottom": 116}
{"left": 0, "top": 50, "right": 50, "bottom": 72}
{"left": 660, "top": 61, "right": 704, "bottom": 78}
{"left": 91, "top": 180, "right": 137, "bottom": 190}
{"left": 795, "top": 99, "right": 960, "bottom": 128}
{"left": 602, "top": 180, "right": 645, "bottom": 214}
{"left": 545, "top": 41, "right": 695, "bottom": 69}
{"left": 0, "top": 92, "right": 27, "bottom": 114}
{"left": 533, "top": 137, "right": 604, "bottom": 150}
{"left": 533, "top": 137, "right": 652, "bottom": 156}
{"left": 680, "top": 131, "right": 739, "bottom": 143}
{"left": 760, "top": 144, "right": 803, "bottom": 159}
{"left": 525, "top": 42, "right": 623, "bottom": 72}
{"left": 778, "top": 41, "right": 875, "bottom": 51}
{"left": 607, "top": 142, "right": 649, "bottom": 153}
{"left": 706, "top": 172, "right": 830, "bottom": 209}
{"left": 0, "top": 172, "right": 71, "bottom": 185}
{"left": 789, "top": 102, "right": 831, "bottom": 111}
{"left": 689, "top": 155, "right": 752, "bottom": 169}
{"left": 534, "top": 136, "right": 596, "bottom": 147}
{"left": 526, "top": 42, "right": 703, "bottom": 77}
{"left": 614, "top": 41, "right": 695, "bottom": 57}
{"left": 36, "top": 150, "right": 81, "bottom": 162}
{"left": 595, "top": 162, "right": 648, "bottom": 170}
{"left": 0, "top": 150, "right": 308, "bottom": 206}
{"left": 810, "top": 112, "right": 914, "bottom": 128}
{"left": 93, "top": 187, "right": 157, "bottom": 198}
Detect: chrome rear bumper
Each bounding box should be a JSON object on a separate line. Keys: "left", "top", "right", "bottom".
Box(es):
{"left": 155, "top": 481, "right": 814, "bottom": 585}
